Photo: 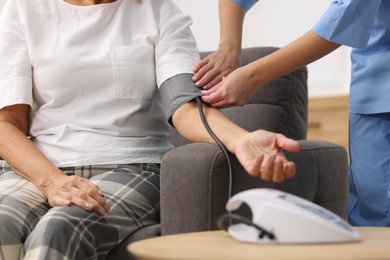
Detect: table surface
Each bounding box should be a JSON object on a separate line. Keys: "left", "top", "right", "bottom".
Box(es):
{"left": 128, "top": 227, "right": 390, "bottom": 260}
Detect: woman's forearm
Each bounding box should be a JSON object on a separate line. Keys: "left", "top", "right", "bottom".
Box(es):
{"left": 0, "top": 121, "right": 65, "bottom": 193}
{"left": 172, "top": 100, "right": 301, "bottom": 182}
{"left": 0, "top": 107, "right": 109, "bottom": 214}
{"left": 172, "top": 100, "right": 246, "bottom": 153}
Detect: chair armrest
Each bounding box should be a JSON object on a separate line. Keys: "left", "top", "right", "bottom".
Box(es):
{"left": 160, "top": 143, "right": 229, "bottom": 235}
{"left": 283, "top": 140, "right": 349, "bottom": 217}
{"left": 160, "top": 140, "right": 348, "bottom": 235}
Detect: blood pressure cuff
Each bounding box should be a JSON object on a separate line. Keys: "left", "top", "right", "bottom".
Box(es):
{"left": 159, "top": 73, "right": 202, "bottom": 124}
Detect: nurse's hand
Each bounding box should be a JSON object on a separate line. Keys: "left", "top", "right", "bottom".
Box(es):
{"left": 40, "top": 175, "right": 110, "bottom": 216}
{"left": 201, "top": 66, "right": 258, "bottom": 108}
{"left": 233, "top": 130, "right": 301, "bottom": 183}
{"left": 192, "top": 47, "right": 240, "bottom": 90}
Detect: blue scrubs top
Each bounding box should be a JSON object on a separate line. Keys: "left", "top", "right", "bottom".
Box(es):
{"left": 313, "top": 0, "right": 390, "bottom": 114}
{"left": 231, "top": 0, "right": 258, "bottom": 11}
{"left": 234, "top": 0, "right": 390, "bottom": 114}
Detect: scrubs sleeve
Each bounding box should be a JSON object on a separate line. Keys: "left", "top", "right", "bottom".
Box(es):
{"left": 154, "top": 2, "right": 200, "bottom": 88}
{"left": 231, "top": 0, "right": 259, "bottom": 12}
{"left": 159, "top": 74, "right": 202, "bottom": 124}
{"left": 312, "top": 0, "right": 382, "bottom": 49}
{"left": 0, "top": 0, "right": 33, "bottom": 109}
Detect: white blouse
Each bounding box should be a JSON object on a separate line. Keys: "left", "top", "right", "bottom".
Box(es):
{"left": 0, "top": 0, "right": 200, "bottom": 166}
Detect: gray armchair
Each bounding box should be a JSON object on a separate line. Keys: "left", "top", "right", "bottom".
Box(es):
{"left": 107, "top": 47, "right": 349, "bottom": 259}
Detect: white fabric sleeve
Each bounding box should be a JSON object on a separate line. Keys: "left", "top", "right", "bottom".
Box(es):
{"left": 155, "top": 2, "right": 200, "bottom": 88}
{"left": 0, "top": 0, "right": 33, "bottom": 109}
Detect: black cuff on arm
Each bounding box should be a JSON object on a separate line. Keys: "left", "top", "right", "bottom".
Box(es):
{"left": 159, "top": 73, "right": 202, "bottom": 125}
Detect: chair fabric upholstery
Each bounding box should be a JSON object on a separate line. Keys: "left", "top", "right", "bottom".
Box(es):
{"left": 106, "top": 47, "right": 349, "bottom": 259}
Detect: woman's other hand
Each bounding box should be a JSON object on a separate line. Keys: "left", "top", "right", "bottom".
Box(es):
{"left": 40, "top": 175, "right": 110, "bottom": 216}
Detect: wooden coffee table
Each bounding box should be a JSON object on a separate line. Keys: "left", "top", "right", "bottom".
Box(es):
{"left": 128, "top": 227, "right": 390, "bottom": 259}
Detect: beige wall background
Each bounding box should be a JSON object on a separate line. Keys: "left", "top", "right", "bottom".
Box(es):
{"left": 0, "top": 0, "right": 351, "bottom": 97}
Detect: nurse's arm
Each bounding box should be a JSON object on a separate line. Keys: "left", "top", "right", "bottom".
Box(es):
{"left": 243, "top": 30, "right": 341, "bottom": 91}
{"left": 192, "top": 0, "right": 245, "bottom": 88}
{"left": 171, "top": 100, "right": 301, "bottom": 183}
{"left": 202, "top": 30, "right": 341, "bottom": 106}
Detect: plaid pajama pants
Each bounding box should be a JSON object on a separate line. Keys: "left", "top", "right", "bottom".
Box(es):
{"left": 0, "top": 161, "right": 160, "bottom": 260}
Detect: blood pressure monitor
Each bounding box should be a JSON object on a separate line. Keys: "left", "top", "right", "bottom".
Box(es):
{"left": 218, "top": 188, "right": 361, "bottom": 244}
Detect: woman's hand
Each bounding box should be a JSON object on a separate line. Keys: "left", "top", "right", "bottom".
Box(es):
{"left": 40, "top": 175, "right": 110, "bottom": 216}
{"left": 233, "top": 130, "right": 301, "bottom": 183}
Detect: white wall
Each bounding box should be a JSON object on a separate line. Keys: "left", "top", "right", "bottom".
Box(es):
{"left": 172, "top": 0, "right": 351, "bottom": 98}
{"left": 0, "top": 0, "right": 4, "bottom": 9}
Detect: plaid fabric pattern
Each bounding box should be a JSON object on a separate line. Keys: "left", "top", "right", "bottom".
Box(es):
{"left": 0, "top": 161, "right": 160, "bottom": 260}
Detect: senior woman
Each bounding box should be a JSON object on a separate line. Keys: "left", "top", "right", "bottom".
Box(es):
{"left": 0, "top": 0, "right": 300, "bottom": 259}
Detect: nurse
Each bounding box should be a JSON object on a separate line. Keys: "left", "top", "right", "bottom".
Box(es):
{"left": 195, "top": 0, "right": 390, "bottom": 226}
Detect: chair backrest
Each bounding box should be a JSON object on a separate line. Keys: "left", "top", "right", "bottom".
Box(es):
{"left": 170, "top": 47, "right": 308, "bottom": 147}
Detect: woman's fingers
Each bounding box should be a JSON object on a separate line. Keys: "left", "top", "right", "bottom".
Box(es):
{"left": 46, "top": 175, "right": 110, "bottom": 216}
